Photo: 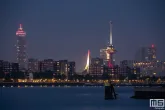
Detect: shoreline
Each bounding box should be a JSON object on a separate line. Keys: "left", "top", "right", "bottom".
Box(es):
{"left": 0, "top": 82, "right": 164, "bottom": 87}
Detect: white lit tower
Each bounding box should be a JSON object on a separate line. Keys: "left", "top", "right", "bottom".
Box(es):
{"left": 16, "top": 24, "right": 27, "bottom": 71}
{"left": 84, "top": 50, "right": 90, "bottom": 73}
{"left": 100, "top": 21, "right": 117, "bottom": 68}
{"left": 106, "top": 21, "right": 117, "bottom": 67}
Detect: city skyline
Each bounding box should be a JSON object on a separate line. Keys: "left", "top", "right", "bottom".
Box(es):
{"left": 0, "top": 0, "right": 165, "bottom": 72}
{"left": 4, "top": 23, "right": 161, "bottom": 72}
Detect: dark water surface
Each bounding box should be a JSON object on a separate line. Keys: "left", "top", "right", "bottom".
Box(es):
{"left": 0, "top": 86, "right": 150, "bottom": 110}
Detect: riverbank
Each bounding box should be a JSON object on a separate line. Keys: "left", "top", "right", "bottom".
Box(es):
{"left": 0, "top": 82, "right": 165, "bottom": 87}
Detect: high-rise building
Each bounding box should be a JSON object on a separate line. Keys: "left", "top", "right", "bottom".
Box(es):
{"left": 100, "top": 21, "right": 117, "bottom": 67}
{"left": 68, "top": 62, "right": 76, "bottom": 76}
{"left": 89, "top": 58, "right": 104, "bottom": 76}
{"left": 135, "top": 47, "right": 148, "bottom": 61}
{"left": 54, "top": 60, "right": 70, "bottom": 77}
{"left": 38, "top": 59, "right": 74, "bottom": 77}
{"left": 100, "top": 49, "right": 107, "bottom": 65}
{"left": 39, "top": 59, "right": 54, "bottom": 72}
{"left": 3, "top": 61, "right": 12, "bottom": 73}
{"left": 59, "top": 60, "right": 68, "bottom": 76}
{"left": 54, "top": 60, "right": 75, "bottom": 76}
{"left": 16, "top": 24, "right": 27, "bottom": 71}
{"left": 89, "top": 65, "right": 104, "bottom": 76}
{"left": 91, "top": 57, "right": 103, "bottom": 66}
{"left": 133, "top": 60, "right": 165, "bottom": 76}
{"left": 135, "top": 45, "right": 157, "bottom": 62}
{"left": 54, "top": 61, "right": 61, "bottom": 74}
{"left": 28, "top": 58, "right": 39, "bottom": 72}
{"left": 0, "top": 60, "right": 19, "bottom": 73}
{"left": 148, "top": 44, "right": 156, "bottom": 61}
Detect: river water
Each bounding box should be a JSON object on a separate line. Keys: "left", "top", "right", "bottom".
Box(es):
{"left": 0, "top": 86, "right": 150, "bottom": 110}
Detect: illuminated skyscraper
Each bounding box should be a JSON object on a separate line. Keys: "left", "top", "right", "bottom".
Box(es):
{"left": 16, "top": 24, "right": 27, "bottom": 71}
{"left": 100, "top": 21, "right": 117, "bottom": 67}
{"left": 135, "top": 45, "right": 156, "bottom": 62}
{"left": 148, "top": 44, "right": 156, "bottom": 61}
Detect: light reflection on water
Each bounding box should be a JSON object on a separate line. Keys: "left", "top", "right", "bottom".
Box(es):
{"left": 0, "top": 87, "right": 150, "bottom": 110}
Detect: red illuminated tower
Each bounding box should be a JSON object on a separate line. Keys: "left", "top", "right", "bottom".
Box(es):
{"left": 16, "top": 24, "right": 27, "bottom": 71}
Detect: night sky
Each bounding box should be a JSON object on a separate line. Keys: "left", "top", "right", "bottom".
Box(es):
{"left": 0, "top": 0, "right": 165, "bottom": 72}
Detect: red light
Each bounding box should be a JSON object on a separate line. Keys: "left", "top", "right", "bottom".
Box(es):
{"left": 152, "top": 44, "right": 154, "bottom": 48}
{"left": 108, "top": 61, "right": 113, "bottom": 68}
{"left": 16, "top": 24, "right": 26, "bottom": 36}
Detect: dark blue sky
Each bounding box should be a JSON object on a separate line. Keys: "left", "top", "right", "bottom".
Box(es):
{"left": 0, "top": 0, "right": 165, "bottom": 71}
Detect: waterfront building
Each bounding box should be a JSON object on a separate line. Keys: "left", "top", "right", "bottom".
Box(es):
{"left": 68, "top": 61, "right": 76, "bottom": 76}
{"left": 38, "top": 59, "right": 54, "bottom": 72}
{"left": 37, "top": 59, "right": 76, "bottom": 78}
{"left": 28, "top": 58, "right": 39, "bottom": 72}
{"left": 0, "top": 60, "right": 19, "bottom": 73}
{"left": 89, "top": 58, "right": 104, "bottom": 76}
{"left": 54, "top": 60, "right": 68, "bottom": 76}
{"left": 133, "top": 60, "right": 165, "bottom": 76}
{"left": 59, "top": 60, "right": 68, "bottom": 76}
